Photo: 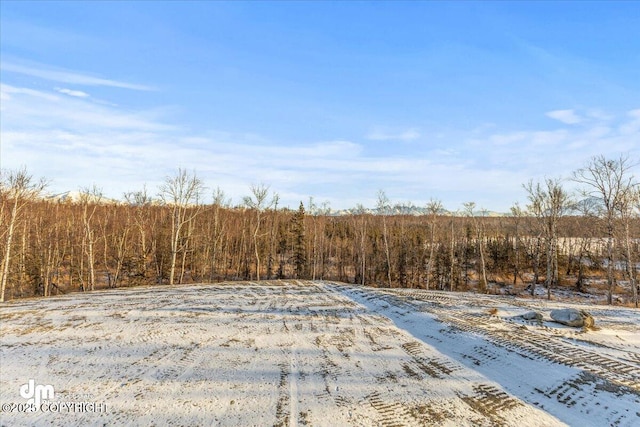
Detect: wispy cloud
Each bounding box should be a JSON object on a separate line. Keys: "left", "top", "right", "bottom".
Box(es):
{"left": 1, "top": 62, "right": 154, "bottom": 91}
{"left": 546, "top": 109, "right": 583, "bottom": 125}
{"left": 0, "top": 84, "right": 59, "bottom": 101}
{"left": 1, "top": 84, "right": 170, "bottom": 132}
{"left": 366, "top": 128, "right": 421, "bottom": 141}
{"left": 55, "top": 87, "right": 89, "bottom": 98}
{"left": 1, "top": 80, "right": 638, "bottom": 211}
{"left": 619, "top": 109, "right": 640, "bottom": 135}
{"left": 469, "top": 109, "right": 639, "bottom": 184}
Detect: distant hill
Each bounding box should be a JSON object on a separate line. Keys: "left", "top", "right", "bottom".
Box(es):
{"left": 45, "top": 190, "right": 120, "bottom": 204}
{"left": 329, "top": 206, "right": 510, "bottom": 217}
{"left": 42, "top": 190, "right": 511, "bottom": 215}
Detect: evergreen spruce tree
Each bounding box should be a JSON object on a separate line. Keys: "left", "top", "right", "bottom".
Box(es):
{"left": 292, "top": 202, "right": 307, "bottom": 279}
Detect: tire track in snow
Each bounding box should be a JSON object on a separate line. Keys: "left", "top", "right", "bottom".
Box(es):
{"left": 456, "top": 383, "right": 523, "bottom": 427}
{"left": 365, "top": 391, "right": 419, "bottom": 427}
{"left": 274, "top": 361, "right": 291, "bottom": 427}
{"left": 288, "top": 348, "right": 299, "bottom": 427}
{"left": 533, "top": 371, "right": 637, "bottom": 426}
{"left": 340, "top": 285, "right": 639, "bottom": 426}
{"left": 450, "top": 318, "right": 640, "bottom": 392}
{"left": 401, "top": 341, "right": 461, "bottom": 379}
{"left": 372, "top": 288, "right": 640, "bottom": 392}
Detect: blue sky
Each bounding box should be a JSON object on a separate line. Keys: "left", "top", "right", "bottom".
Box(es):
{"left": 1, "top": 1, "right": 639, "bottom": 211}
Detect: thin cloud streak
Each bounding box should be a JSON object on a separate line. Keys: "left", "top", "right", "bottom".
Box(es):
{"left": 1, "top": 62, "right": 154, "bottom": 91}
{"left": 55, "top": 87, "right": 89, "bottom": 98}
{"left": 1, "top": 84, "right": 171, "bottom": 132}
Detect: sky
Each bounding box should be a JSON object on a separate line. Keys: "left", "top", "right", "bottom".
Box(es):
{"left": 1, "top": 1, "right": 639, "bottom": 212}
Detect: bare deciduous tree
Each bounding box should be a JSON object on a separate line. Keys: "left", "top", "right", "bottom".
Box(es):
{"left": 573, "top": 155, "right": 637, "bottom": 304}
{"left": 159, "top": 169, "right": 205, "bottom": 286}
{"left": 463, "top": 202, "right": 487, "bottom": 293}
{"left": 351, "top": 204, "right": 368, "bottom": 286}
{"left": 524, "top": 178, "right": 573, "bottom": 300}
{"left": 243, "top": 183, "right": 276, "bottom": 281}
{"left": 1, "top": 168, "right": 47, "bottom": 302}
{"left": 632, "top": 188, "right": 640, "bottom": 307}
{"left": 510, "top": 202, "right": 524, "bottom": 286}
{"left": 206, "top": 187, "right": 229, "bottom": 282}
{"left": 424, "top": 199, "right": 442, "bottom": 290}
{"left": 124, "top": 185, "right": 154, "bottom": 282}
{"left": 618, "top": 185, "right": 639, "bottom": 307}
{"left": 571, "top": 198, "right": 597, "bottom": 293}
{"left": 376, "top": 190, "right": 392, "bottom": 288}
{"left": 78, "top": 185, "right": 103, "bottom": 291}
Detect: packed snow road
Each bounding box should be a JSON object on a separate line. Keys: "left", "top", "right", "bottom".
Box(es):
{"left": 1, "top": 281, "right": 638, "bottom": 426}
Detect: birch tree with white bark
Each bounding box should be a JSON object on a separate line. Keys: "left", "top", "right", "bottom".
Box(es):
{"left": 243, "top": 183, "right": 276, "bottom": 281}
{"left": 424, "top": 198, "right": 442, "bottom": 290}
{"left": 573, "top": 155, "right": 637, "bottom": 305}
{"left": 158, "top": 169, "right": 205, "bottom": 286}
{"left": 524, "top": 178, "right": 573, "bottom": 300}
{"left": 1, "top": 168, "right": 47, "bottom": 302}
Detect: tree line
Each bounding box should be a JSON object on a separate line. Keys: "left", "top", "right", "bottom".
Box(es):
{"left": 1, "top": 155, "right": 638, "bottom": 306}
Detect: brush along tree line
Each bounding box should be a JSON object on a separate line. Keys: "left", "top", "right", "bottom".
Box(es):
{"left": 1, "top": 155, "right": 638, "bottom": 306}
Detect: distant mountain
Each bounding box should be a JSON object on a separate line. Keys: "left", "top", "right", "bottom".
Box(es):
{"left": 41, "top": 191, "right": 511, "bottom": 215}
{"left": 327, "top": 206, "right": 510, "bottom": 217}
{"left": 45, "top": 191, "right": 120, "bottom": 204}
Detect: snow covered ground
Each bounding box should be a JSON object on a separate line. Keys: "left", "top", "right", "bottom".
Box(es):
{"left": 1, "top": 281, "right": 638, "bottom": 426}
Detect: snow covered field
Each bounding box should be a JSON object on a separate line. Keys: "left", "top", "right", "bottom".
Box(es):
{"left": 1, "top": 281, "right": 639, "bottom": 426}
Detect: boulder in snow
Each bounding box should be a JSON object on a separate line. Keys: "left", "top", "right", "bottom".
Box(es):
{"left": 550, "top": 308, "right": 594, "bottom": 328}
{"left": 521, "top": 311, "right": 543, "bottom": 322}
